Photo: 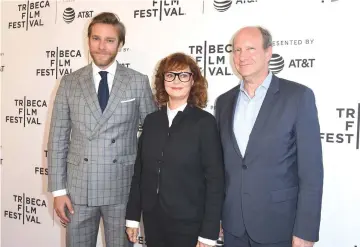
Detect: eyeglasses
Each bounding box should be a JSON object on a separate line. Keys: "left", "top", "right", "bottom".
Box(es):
{"left": 164, "top": 72, "right": 193, "bottom": 82}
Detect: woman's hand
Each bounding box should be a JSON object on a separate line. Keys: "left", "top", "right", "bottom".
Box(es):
{"left": 126, "top": 227, "right": 139, "bottom": 243}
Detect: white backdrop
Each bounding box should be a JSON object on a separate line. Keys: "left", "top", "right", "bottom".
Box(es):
{"left": 0, "top": 1, "right": 3, "bottom": 246}
{"left": 1, "top": 0, "right": 360, "bottom": 247}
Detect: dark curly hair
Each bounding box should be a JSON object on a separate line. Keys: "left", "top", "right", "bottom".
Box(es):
{"left": 154, "top": 52, "right": 208, "bottom": 108}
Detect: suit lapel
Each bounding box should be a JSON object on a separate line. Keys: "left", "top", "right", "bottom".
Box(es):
{"left": 101, "top": 63, "right": 131, "bottom": 119}
{"left": 244, "top": 75, "right": 280, "bottom": 158}
{"left": 79, "top": 64, "right": 102, "bottom": 122}
{"left": 228, "top": 89, "right": 243, "bottom": 158}
{"left": 91, "top": 63, "right": 132, "bottom": 136}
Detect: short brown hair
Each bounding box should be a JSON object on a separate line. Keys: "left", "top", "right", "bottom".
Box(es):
{"left": 154, "top": 52, "right": 208, "bottom": 108}
{"left": 88, "top": 12, "right": 126, "bottom": 47}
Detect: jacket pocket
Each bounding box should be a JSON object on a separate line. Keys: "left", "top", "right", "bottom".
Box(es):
{"left": 271, "top": 186, "right": 298, "bottom": 203}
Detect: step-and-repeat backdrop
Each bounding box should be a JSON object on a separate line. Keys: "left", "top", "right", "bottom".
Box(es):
{"left": 1, "top": 0, "right": 359, "bottom": 247}
{"left": 0, "top": 1, "right": 3, "bottom": 245}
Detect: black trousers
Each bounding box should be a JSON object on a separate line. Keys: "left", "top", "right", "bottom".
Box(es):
{"left": 142, "top": 199, "right": 201, "bottom": 247}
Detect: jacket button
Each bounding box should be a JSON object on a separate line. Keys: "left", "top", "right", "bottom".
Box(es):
{"left": 157, "top": 160, "right": 163, "bottom": 164}
{"left": 84, "top": 158, "right": 88, "bottom": 162}
{"left": 111, "top": 139, "right": 115, "bottom": 143}
{"left": 113, "top": 159, "right": 117, "bottom": 163}
{"left": 242, "top": 165, "right": 248, "bottom": 170}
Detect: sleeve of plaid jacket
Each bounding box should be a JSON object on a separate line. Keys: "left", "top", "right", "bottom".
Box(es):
{"left": 47, "top": 75, "right": 71, "bottom": 192}
{"left": 139, "top": 75, "right": 157, "bottom": 125}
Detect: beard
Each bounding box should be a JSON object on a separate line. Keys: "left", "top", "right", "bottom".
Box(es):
{"left": 90, "top": 50, "right": 117, "bottom": 68}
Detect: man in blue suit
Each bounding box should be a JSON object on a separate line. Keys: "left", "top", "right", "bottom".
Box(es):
{"left": 216, "top": 26, "right": 323, "bottom": 247}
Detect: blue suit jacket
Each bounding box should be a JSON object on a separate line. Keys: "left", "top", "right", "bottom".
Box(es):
{"left": 215, "top": 75, "right": 323, "bottom": 243}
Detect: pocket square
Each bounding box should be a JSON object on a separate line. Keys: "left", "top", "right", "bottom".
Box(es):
{"left": 120, "top": 98, "right": 135, "bottom": 103}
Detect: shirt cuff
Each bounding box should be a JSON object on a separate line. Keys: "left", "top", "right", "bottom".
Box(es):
{"left": 52, "top": 189, "right": 67, "bottom": 197}
{"left": 126, "top": 220, "right": 140, "bottom": 228}
{"left": 198, "top": 236, "right": 217, "bottom": 246}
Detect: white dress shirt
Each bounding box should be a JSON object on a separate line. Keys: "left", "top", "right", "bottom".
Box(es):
{"left": 126, "top": 102, "right": 217, "bottom": 246}
{"left": 167, "top": 102, "right": 187, "bottom": 126}
{"left": 52, "top": 61, "right": 118, "bottom": 197}
{"left": 92, "top": 60, "right": 117, "bottom": 93}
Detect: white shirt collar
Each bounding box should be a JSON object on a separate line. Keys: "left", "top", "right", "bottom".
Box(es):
{"left": 92, "top": 60, "right": 117, "bottom": 77}
{"left": 167, "top": 102, "right": 187, "bottom": 127}
{"left": 167, "top": 102, "right": 187, "bottom": 114}
{"left": 239, "top": 71, "right": 273, "bottom": 93}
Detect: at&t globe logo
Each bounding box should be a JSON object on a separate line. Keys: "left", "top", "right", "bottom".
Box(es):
{"left": 214, "top": 0, "right": 232, "bottom": 12}
{"left": 269, "top": 53, "right": 284, "bottom": 74}
{"left": 63, "top": 7, "right": 75, "bottom": 23}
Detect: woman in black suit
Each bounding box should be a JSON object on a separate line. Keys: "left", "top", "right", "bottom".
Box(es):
{"left": 125, "top": 52, "right": 224, "bottom": 247}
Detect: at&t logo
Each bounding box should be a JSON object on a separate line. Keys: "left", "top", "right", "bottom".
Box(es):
{"left": 214, "top": 0, "right": 232, "bottom": 12}
{"left": 62, "top": 7, "right": 94, "bottom": 24}
{"left": 212, "top": 0, "right": 258, "bottom": 12}
{"left": 269, "top": 54, "right": 285, "bottom": 74}
{"left": 269, "top": 53, "right": 315, "bottom": 74}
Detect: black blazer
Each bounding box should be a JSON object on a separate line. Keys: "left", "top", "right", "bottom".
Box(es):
{"left": 126, "top": 104, "right": 224, "bottom": 240}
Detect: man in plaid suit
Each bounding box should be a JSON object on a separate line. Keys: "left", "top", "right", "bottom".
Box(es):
{"left": 47, "top": 12, "right": 157, "bottom": 247}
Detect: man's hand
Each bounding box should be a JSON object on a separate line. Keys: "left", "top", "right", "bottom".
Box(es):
{"left": 126, "top": 227, "right": 139, "bottom": 243}
{"left": 196, "top": 241, "right": 214, "bottom": 247}
{"left": 54, "top": 195, "right": 74, "bottom": 225}
{"left": 292, "top": 236, "right": 314, "bottom": 247}
{"left": 219, "top": 222, "right": 223, "bottom": 238}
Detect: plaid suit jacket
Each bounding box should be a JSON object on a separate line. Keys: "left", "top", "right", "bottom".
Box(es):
{"left": 47, "top": 62, "right": 157, "bottom": 206}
